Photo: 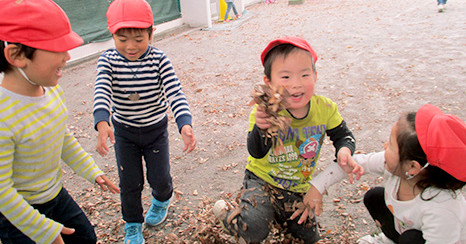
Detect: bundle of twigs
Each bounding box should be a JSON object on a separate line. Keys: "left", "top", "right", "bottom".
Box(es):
{"left": 249, "top": 85, "right": 291, "bottom": 154}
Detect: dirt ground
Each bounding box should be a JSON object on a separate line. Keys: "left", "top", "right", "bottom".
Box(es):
{"left": 59, "top": 0, "right": 465, "bottom": 243}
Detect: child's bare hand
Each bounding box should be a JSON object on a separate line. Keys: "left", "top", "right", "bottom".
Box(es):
{"left": 337, "top": 147, "right": 364, "bottom": 183}
{"left": 96, "top": 121, "right": 114, "bottom": 157}
{"left": 255, "top": 106, "right": 272, "bottom": 130}
{"left": 290, "top": 185, "right": 323, "bottom": 224}
{"left": 52, "top": 227, "right": 75, "bottom": 244}
{"left": 181, "top": 125, "right": 196, "bottom": 153}
{"left": 95, "top": 175, "right": 120, "bottom": 194}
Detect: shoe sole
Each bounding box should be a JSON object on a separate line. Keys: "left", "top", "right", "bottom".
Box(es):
{"left": 125, "top": 240, "right": 145, "bottom": 244}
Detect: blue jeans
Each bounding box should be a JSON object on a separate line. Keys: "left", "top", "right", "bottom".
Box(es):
{"left": 223, "top": 170, "right": 320, "bottom": 243}
{"left": 0, "top": 187, "right": 97, "bottom": 244}
{"left": 224, "top": 2, "right": 239, "bottom": 20}
{"left": 113, "top": 116, "right": 173, "bottom": 223}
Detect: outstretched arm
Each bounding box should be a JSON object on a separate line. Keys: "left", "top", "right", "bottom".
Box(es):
{"left": 290, "top": 163, "right": 348, "bottom": 223}
{"left": 291, "top": 151, "right": 386, "bottom": 222}
{"left": 62, "top": 130, "right": 119, "bottom": 194}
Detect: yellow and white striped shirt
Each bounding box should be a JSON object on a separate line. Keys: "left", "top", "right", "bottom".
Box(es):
{"left": 0, "top": 85, "right": 103, "bottom": 243}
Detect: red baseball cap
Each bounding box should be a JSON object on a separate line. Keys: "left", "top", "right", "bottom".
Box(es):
{"left": 415, "top": 104, "right": 466, "bottom": 181}
{"left": 260, "top": 36, "right": 318, "bottom": 66}
{"left": 0, "top": 0, "right": 83, "bottom": 52}
{"left": 106, "top": 0, "right": 154, "bottom": 34}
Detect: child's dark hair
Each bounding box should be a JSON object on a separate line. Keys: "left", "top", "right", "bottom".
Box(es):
{"left": 262, "top": 44, "right": 316, "bottom": 80}
{"left": 397, "top": 112, "right": 465, "bottom": 199}
{"left": 114, "top": 26, "right": 153, "bottom": 38}
{"left": 0, "top": 41, "right": 36, "bottom": 73}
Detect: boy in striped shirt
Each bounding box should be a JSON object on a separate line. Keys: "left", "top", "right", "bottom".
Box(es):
{"left": 0, "top": 0, "right": 119, "bottom": 243}
{"left": 93, "top": 0, "right": 196, "bottom": 243}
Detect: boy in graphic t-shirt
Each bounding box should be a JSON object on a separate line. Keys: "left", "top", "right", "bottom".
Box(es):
{"left": 214, "top": 36, "right": 359, "bottom": 243}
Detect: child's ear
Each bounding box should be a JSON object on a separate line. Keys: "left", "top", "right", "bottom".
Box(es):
{"left": 407, "top": 160, "right": 423, "bottom": 176}
{"left": 4, "top": 44, "right": 27, "bottom": 68}
{"left": 263, "top": 75, "right": 271, "bottom": 86}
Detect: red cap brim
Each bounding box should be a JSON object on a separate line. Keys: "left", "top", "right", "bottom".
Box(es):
{"left": 108, "top": 21, "right": 153, "bottom": 34}
{"left": 21, "top": 31, "right": 83, "bottom": 52}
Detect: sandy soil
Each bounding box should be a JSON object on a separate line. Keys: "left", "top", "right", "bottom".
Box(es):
{"left": 59, "top": 0, "right": 465, "bottom": 242}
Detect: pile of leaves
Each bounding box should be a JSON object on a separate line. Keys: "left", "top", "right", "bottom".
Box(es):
{"left": 250, "top": 84, "right": 290, "bottom": 137}
{"left": 250, "top": 84, "right": 291, "bottom": 155}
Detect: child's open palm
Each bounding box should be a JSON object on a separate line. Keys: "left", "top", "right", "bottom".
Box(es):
{"left": 290, "top": 185, "right": 324, "bottom": 224}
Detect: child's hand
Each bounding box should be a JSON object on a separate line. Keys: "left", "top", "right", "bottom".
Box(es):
{"left": 96, "top": 121, "right": 114, "bottom": 157}
{"left": 255, "top": 106, "right": 272, "bottom": 130}
{"left": 337, "top": 147, "right": 364, "bottom": 183}
{"left": 290, "top": 185, "right": 323, "bottom": 224}
{"left": 95, "top": 175, "right": 120, "bottom": 194}
{"left": 181, "top": 125, "right": 196, "bottom": 153}
{"left": 52, "top": 227, "right": 75, "bottom": 244}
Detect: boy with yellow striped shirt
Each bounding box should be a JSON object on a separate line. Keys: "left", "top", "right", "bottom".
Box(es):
{"left": 0, "top": 0, "right": 119, "bottom": 243}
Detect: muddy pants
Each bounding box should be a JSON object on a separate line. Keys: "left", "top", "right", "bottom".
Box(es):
{"left": 224, "top": 170, "right": 320, "bottom": 243}
{"left": 364, "top": 187, "right": 425, "bottom": 244}
{"left": 113, "top": 116, "right": 173, "bottom": 223}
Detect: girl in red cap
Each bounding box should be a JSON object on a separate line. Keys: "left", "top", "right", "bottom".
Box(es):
{"left": 305, "top": 104, "right": 466, "bottom": 243}
{"left": 0, "top": 0, "right": 119, "bottom": 243}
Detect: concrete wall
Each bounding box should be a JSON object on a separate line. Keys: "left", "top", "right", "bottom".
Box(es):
{"left": 180, "top": 0, "right": 212, "bottom": 28}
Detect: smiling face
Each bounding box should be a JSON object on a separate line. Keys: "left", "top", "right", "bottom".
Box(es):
{"left": 113, "top": 28, "right": 151, "bottom": 61}
{"left": 264, "top": 48, "right": 317, "bottom": 118}
{"left": 23, "top": 49, "right": 70, "bottom": 87}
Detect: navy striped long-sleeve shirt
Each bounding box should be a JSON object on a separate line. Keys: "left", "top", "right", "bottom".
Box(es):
{"left": 93, "top": 46, "right": 192, "bottom": 131}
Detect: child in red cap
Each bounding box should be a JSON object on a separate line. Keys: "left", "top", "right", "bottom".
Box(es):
{"left": 0, "top": 0, "right": 119, "bottom": 243}
{"left": 94, "top": 0, "right": 196, "bottom": 243}
{"left": 307, "top": 104, "right": 466, "bottom": 243}
{"left": 213, "top": 36, "right": 360, "bottom": 243}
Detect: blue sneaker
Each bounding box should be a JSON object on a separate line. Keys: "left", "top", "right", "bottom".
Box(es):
{"left": 124, "top": 223, "right": 144, "bottom": 244}
{"left": 145, "top": 197, "right": 170, "bottom": 226}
